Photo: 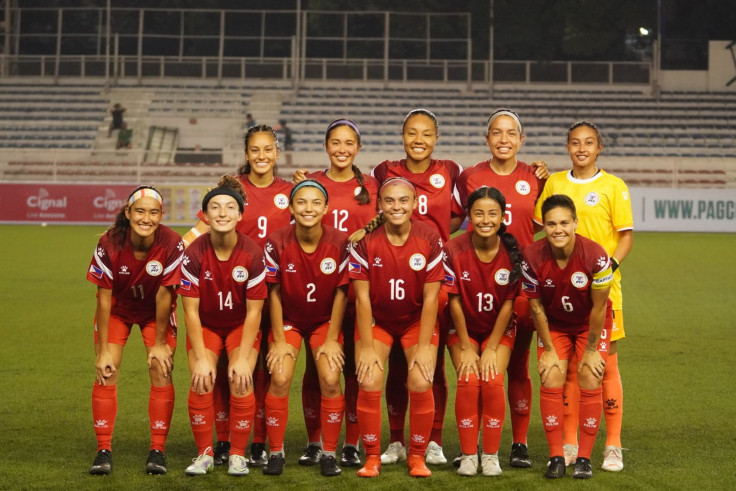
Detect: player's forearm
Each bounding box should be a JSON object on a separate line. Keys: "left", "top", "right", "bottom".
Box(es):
{"left": 486, "top": 299, "right": 514, "bottom": 352}
{"left": 529, "top": 298, "right": 554, "bottom": 350}
{"left": 182, "top": 298, "right": 208, "bottom": 361}
{"left": 96, "top": 288, "right": 113, "bottom": 350}
{"left": 326, "top": 287, "right": 348, "bottom": 342}
{"left": 153, "top": 286, "right": 174, "bottom": 346}
{"left": 181, "top": 220, "right": 209, "bottom": 248}
{"left": 239, "top": 300, "right": 264, "bottom": 356}
{"left": 449, "top": 295, "right": 473, "bottom": 351}
{"left": 268, "top": 286, "right": 287, "bottom": 343}
{"left": 612, "top": 230, "right": 633, "bottom": 264}
{"left": 417, "top": 282, "right": 440, "bottom": 348}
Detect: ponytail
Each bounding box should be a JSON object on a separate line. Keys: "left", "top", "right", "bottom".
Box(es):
{"left": 348, "top": 212, "right": 386, "bottom": 244}
{"left": 352, "top": 164, "right": 371, "bottom": 205}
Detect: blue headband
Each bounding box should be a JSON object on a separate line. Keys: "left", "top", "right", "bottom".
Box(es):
{"left": 290, "top": 179, "right": 329, "bottom": 203}
{"left": 326, "top": 119, "right": 361, "bottom": 140}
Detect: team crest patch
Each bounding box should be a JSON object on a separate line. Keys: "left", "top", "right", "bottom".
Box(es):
{"left": 146, "top": 260, "right": 163, "bottom": 276}
{"left": 232, "top": 266, "right": 248, "bottom": 283}
{"left": 429, "top": 174, "right": 445, "bottom": 189}
{"left": 515, "top": 180, "right": 531, "bottom": 195}
{"left": 320, "top": 257, "right": 337, "bottom": 274}
{"left": 584, "top": 192, "right": 600, "bottom": 206}
{"left": 409, "top": 253, "right": 426, "bottom": 271}
{"left": 495, "top": 268, "right": 510, "bottom": 285}
{"left": 353, "top": 186, "right": 362, "bottom": 196}
{"left": 571, "top": 271, "right": 588, "bottom": 288}
{"left": 274, "top": 193, "right": 289, "bottom": 209}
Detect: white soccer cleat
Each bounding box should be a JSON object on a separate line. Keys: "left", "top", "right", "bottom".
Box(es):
{"left": 185, "top": 448, "right": 214, "bottom": 476}
{"left": 481, "top": 452, "right": 502, "bottom": 476}
{"left": 601, "top": 445, "right": 624, "bottom": 472}
{"left": 380, "top": 441, "right": 407, "bottom": 464}
{"left": 228, "top": 454, "right": 249, "bottom": 476}
{"left": 424, "top": 441, "right": 447, "bottom": 465}
{"left": 456, "top": 453, "right": 478, "bottom": 476}
{"left": 563, "top": 444, "right": 578, "bottom": 466}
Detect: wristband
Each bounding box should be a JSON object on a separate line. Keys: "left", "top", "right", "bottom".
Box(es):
{"left": 610, "top": 257, "right": 619, "bottom": 272}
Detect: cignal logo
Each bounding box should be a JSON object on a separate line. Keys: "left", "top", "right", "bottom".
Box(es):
{"left": 94, "top": 189, "right": 127, "bottom": 212}
{"left": 27, "top": 188, "right": 67, "bottom": 211}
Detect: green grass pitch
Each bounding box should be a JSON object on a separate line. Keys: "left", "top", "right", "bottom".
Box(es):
{"left": 1, "top": 225, "right": 734, "bottom": 490}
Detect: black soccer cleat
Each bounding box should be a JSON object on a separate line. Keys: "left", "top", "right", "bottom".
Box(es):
{"left": 89, "top": 449, "right": 113, "bottom": 476}
{"left": 145, "top": 449, "right": 167, "bottom": 475}
{"left": 298, "top": 444, "right": 323, "bottom": 466}
{"left": 320, "top": 454, "right": 342, "bottom": 476}
{"left": 573, "top": 457, "right": 593, "bottom": 479}
{"left": 339, "top": 446, "right": 362, "bottom": 467}
{"left": 263, "top": 453, "right": 286, "bottom": 476}
{"left": 213, "top": 441, "right": 230, "bottom": 466}
{"left": 248, "top": 442, "right": 268, "bottom": 467}
{"left": 545, "top": 456, "right": 566, "bottom": 479}
{"left": 509, "top": 442, "right": 532, "bottom": 468}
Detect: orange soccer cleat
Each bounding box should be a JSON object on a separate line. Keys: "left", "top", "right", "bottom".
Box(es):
{"left": 357, "top": 455, "right": 381, "bottom": 478}
{"left": 408, "top": 454, "right": 432, "bottom": 477}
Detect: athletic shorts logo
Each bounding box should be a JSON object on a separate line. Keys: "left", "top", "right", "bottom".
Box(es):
{"left": 515, "top": 180, "right": 531, "bottom": 195}
{"left": 409, "top": 253, "right": 426, "bottom": 271}
{"left": 584, "top": 192, "right": 600, "bottom": 206}
{"left": 232, "top": 266, "right": 248, "bottom": 283}
{"left": 429, "top": 174, "right": 445, "bottom": 189}
{"left": 320, "top": 257, "right": 337, "bottom": 275}
{"left": 146, "top": 260, "right": 163, "bottom": 276}
{"left": 283, "top": 325, "right": 293, "bottom": 332}
{"left": 274, "top": 193, "right": 289, "bottom": 209}
{"left": 571, "top": 271, "right": 588, "bottom": 288}
{"left": 495, "top": 268, "right": 510, "bottom": 285}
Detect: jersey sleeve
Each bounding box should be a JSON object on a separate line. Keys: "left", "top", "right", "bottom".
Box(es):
{"left": 161, "top": 231, "right": 185, "bottom": 288}
{"left": 348, "top": 241, "right": 370, "bottom": 281}
{"left": 533, "top": 173, "right": 558, "bottom": 225}
{"left": 371, "top": 161, "right": 388, "bottom": 184}
{"left": 441, "top": 247, "right": 460, "bottom": 295}
{"left": 611, "top": 178, "right": 634, "bottom": 232}
{"left": 246, "top": 248, "right": 268, "bottom": 299}
{"left": 451, "top": 171, "right": 469, "bottom": 220}
{"left": 336, "top": 237, "right": 351, "bottom": 287}
{"left": 589, "top": 242, "right": 614, "bottom": 290}
{"left": 178, "top": 244, "right": 202, "bottom": 298}
{"left": 519, "top": 251, "right": 542, "bottom": 299}
{"left": 263, "top": 238, "right": 282, "bottom": 284}
{"left": 425, "top": 235, "right": 446, "bottom": 283}
{"left": 86, "top": 237, "right": 114, "bottom": 289}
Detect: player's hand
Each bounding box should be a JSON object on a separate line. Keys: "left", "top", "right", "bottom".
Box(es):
{"left": 580, "top": 349, "right": 606, "bottom": 379}
{"left": 531, "top": 160, "right": 549, "bottom": 179}
{"left": 292, "top": 168, "right": 309, "bottom": 184}
{"left": 456, "top": 347, "right": 480, "bottom": 383}
{"left": 537, "top": 348, "right": 563, "bottom": 384}
{"left": 356, "top": 345, "right": 382, "bottom": 384}
{"left": 229, "top": 355, "right": 253, "bottom": 395}
{"left": 190, "top": 358, "right": 215, "bottom": 395}
{"left": 147, "top": 343, "right": 174, "bottom": 378}
{"left": 408, "top": 345, "right": 435, "bottom": 382}
{"left": 95, "top": 350, "right": 116, "bottom": 386}
{"left": 314, "top": 339, "right": 345, "bottom": 372}
{"left": 266, "top": 340, "right": 297, "bottom": 375}
{"left": 479, "top": 347, "right": 498, "bottom": 382}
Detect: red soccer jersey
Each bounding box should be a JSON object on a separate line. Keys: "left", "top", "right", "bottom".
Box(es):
{"left": 305, "top": 170, "right": 380, "bottom": 235}
{"left": 179, "top": 232, "right": 267, "bottom": 331}
{"left": 86, "top": 225, "right": 184, "bottom": 325}
{"left": 452, "top": 160, "right": 545, "bottom": 247}
{"left": 443, "top": 233, "right": 519, "bottom": 338}
{"left": 197, "top": 175, "right": 293, "bottom": 248}
{"left": 265, "top": 224, "right": 350, "bottom": 328}
{"left": 372, "top": 159, "right": 462, "bottom": 243}
{"left": 521, "top": 235, "right": 612, "bottom": 331}
{"left": 349, "top": 220, "right": 445, "bottom": 333}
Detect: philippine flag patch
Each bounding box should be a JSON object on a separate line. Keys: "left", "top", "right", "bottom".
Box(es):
{"left": 521, "top": 281, "right": 537, "bottom": 293}
{"left": 444, "top": 274, "right": 455, "bottom": 287}
{"left": 179, "top": 279, "right": 191, "bottom": 291}
{"left": 89, "top": 264, "right": 103, "bottom": 279}
{"left": 266, "top": 265, "right": 277, "bottom": 277}
{"left": 348, "top": 262, "right": 362, "bottom": 274}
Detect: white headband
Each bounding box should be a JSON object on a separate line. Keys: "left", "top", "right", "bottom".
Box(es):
{"left": 487, "top": 110, "right": 523, "bottom": 134}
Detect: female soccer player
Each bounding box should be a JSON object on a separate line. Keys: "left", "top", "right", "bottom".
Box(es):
{"left": 180, "top": 177, "right": 267, "bottom": 477}
{"left": 261, "top": 180, "right": 350, "bottom": 477}
{"left": 533, "top": 121, "right": 633, "bottom": 471}
{"left": 295, "top": 119, "right": 380, "bottom": 468}
{"left": 182, "top": 125, "right": 292, "bottom": 468}
{"left": 87, "top": 185, "right": 183, "bottom": 476}
{"left": 444, "top": 187, "right": 522, "bottom": 477}
{"left": 522, "top": 194, "right": 613, "bottom": 480}
{"left": 350, "top": 177, "right": 444, "bottom": 478}
{"left": 451, "top": 109, "right": 547, "bottom": 467}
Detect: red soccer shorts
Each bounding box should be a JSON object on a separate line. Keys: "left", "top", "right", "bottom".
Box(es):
{"left": 94, "top": 313, "right": 177, "bottom": 349}
{"left": 355, "top": 318, "right": 439, "bottom": 350}
{"left": 187, "top": 325, "right": 262, "bottom": 355}
{"left": 268, "top": 320, "right": 344, "bottom": 351}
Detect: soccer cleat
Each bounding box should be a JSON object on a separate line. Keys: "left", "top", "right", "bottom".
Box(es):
{"left": 357, "top": 455, "right": 381, "bottom": 477}
{"left": 380, "top": 441, "right": 407, "bottom": 464}
{"left": 407, "top": 454, "right": 432, "bottom": 477}
{"left": 563, "top": 443, "right": 578, "bottom": 466}
{"left": 452, "top": 452, "right": 463, "bottom": 468}
{"left": 228, "top": 454, "right": 249, "bottom": 476}
{"left": 145, "top": 449, "right": 167, "bottom": 475}
{"left": 339, "top": 446, "right": 362, "bottom": 467}
{"left": 248, "top": 442, "right": 268, "bottom": 467}
{"left": 298, "top": 444, "right": 323, "bottom": 466}
{"left": 601, "top": 445, "right": 624, "bottom": 472}
{"left": 573, "top": 457, "right": 593, "bottom": 479}
{"left": 509, "top": 442, "right": 532, "bottom": 468}
{"left": 481, "top": 452, "right": 502, "bottom": 476}
{"left": 213, "top": 441, "right": 230, "bottom": 466}
{"left": 456, "top": 454, "right": 479, "bottom": 476}
{"left": 89, "top": 449, "right": 113, "bottom": 475}
{"left": 320, "top": 454, "right": 342, "bottom": 477}
{"left": 185, "top": 448, "right": 214, "bottom": 476}
{"left": 262, "top": 454, "right": 286, "bottom": 475}
{"left": 545, "top": 456, "right": 566, "bottom": 479}
{"left": 424, "top": 441, "right": 447, "bottom": 465}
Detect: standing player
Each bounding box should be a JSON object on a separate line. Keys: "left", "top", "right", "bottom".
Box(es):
{"left": 522, "top": 194, "right": 613, "bottom": 480}
{"left": 350, "top": 177, "right": 444, "bottom": 478}
{"left": 444, "top": 187, "right": 522, "bottom": 477}
{"left": 180, "top": 177, "right": 267, "bottom": 477}
{"left": 533, "top": 121, "right": 633, "bottom": 471}
{"left": 87, "top": 185, "right": 183, "bottom": 476}
{"left": 261, "top": 180, "right": 350, "bottom": 477}
{"left": 451, "top": 109, "right": 547, "bottom": 467}
{"left": 182, "top": 125, "right": 292, "bottom": 468}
